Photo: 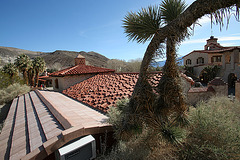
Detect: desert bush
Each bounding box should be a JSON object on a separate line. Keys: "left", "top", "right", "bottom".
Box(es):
{"left": 0, "top": 83, "right": 30, "bottom": 104}
{"left": 98, "top": 125, "right": 179, "bottom": 160}
{"left": 181, "top": 96, "right": 240, "bottom": 160}
{"left": 107, "top": 98, "right": 142, "bottom": 140}
{"left": 0, "top": 71, "right": 23, "bottom": 89}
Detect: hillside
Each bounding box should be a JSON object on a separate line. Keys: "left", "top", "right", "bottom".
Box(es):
{"left": 0, "top": 46, "right": 109, "bottom": 69}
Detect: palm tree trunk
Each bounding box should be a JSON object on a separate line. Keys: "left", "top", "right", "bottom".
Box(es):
{"left": 35, "top": 70, "right": 39, "bottom": 87}
{"left": 23, "top": 70, "right": 28, "bottom": 85}
{"left": 155, "top": 36, "right": 185, "bottom": 116}
{"left": 131, "top": 0, "right": 239, "bottom": 114}
{"left": 27, "top": 69, "right": 34, "bottom": 86}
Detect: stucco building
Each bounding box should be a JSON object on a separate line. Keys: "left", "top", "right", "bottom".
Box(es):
{"left": 49, "top": 54, "right": 115, "bottom": 91}
{"left": 183, "top": 36, "right": 240, "bottom": 85}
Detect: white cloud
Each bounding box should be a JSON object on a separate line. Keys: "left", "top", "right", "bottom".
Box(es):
{"left": 218, "top": 36, "right": 240, "bottom": 41}
{"left": 197, "top": 16, "right": 211, "bottom": 25}
{"left": 182, "top": 36, "right": 240, "bottom": 45}
{"left": 182, "top": 38, "right": 207, "bottom": 45}
{"left": 220, "top": 43, "right": 236, "bottom": 46}
{"left": 231, "top": 33, "right": 240, "bottom": 36}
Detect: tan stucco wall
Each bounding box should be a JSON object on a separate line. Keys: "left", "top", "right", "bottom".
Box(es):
{"left": 235, "top": 82, "right": 240, "bottom": 101}
{"left": 208, "top": 53, "right": 223, "bottom": 65}
{"left": 222, "top": 63, "right": 240, "bottom": 82}
{"left": 51, "top": 74, "right": 95, "bottom": 92}
{"left": 183, "top": 52, "right": 208, "bottom": 67}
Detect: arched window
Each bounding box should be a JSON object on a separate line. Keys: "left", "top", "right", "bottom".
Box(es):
{"left": 196, "top": 57, "right": 204, "bottom": 64}
{"left": 55, "top": 79, "right": 59, "bottom": 89}
{"left": 186, "top": 59, "right": 191, "bottom": 65}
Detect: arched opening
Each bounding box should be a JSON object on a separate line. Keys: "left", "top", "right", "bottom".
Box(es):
{"left": 55, "top": 79, "right": 59, "bottom": 89}
{"left": 228, "top": 73, "right": 237, "bottom": 95}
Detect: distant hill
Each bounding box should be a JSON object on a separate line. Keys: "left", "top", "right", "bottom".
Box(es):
{"left": 0, "top": 46, "right": 109, "bottom": 70}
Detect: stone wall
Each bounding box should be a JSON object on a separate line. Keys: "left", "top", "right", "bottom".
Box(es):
{"left": 187, "top": 90, "right": 215, "bottom": 106}
{"left": 209, "top": 85, "right": 228, "bottom": 96}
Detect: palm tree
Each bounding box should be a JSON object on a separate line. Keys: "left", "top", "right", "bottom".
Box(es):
{"left": 156, "top": 0, "right": 188, "bottom": 116}
{"left": 124, "top": 0, "right": 239, "bottom": 115}
{"left": 33, "top": 57, "right": 46, "bottom": 87}
{"left": 123, "top": 6, "right": 162, "bottom": 113}
{"left": 27, "top": 61, "right": 34, "bottom": 86}
{"left": 2, "top": 63, "right": 18, "bottom": 78}
{"left": 123, "top": 1, "right": 187, "bottom": 115}
{"left": 14, "top": 54, "right": 32, "bottom": 85}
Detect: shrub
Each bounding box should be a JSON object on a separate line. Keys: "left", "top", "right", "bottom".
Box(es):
{"left": 0, "top": 71, "right": 23, "bottom": 89}
{"left": 107, "top": 98, "right": 142, "bottom": 140}
{"left": 182, "top": 96, "right": 240, "bottom": 160}
{"left": 0, "top": 83, "right": 30, "bottom": 104}
{"left": 98, "top": 125, "right": 179, "bottom": 160}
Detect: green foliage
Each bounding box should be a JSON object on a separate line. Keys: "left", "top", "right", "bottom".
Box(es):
{"left": 182, "top": 96, "right": 240, "bottom": 159}
{"left": 0, "top": 83, "right": 30, "bottom": 104}
{"left": 33, "top": 56, "right": 46, "bottom": 86}
{"left": 14, "top": 54, "right": 32, "bottom": 84}
{"left": 14, "top": 54, "right": 31, "bottom": 72}
{"left": 122, "top": 5, "right": 162, "bottom": 43}
{"left": 33, "top": 56, "right": 46, "bottom": 73}
{"left": 1, "top": 63, "right": 18, "bottom": 77}
{"left": 0, "top": 71, "right": 23, "bottom": 89}
{"left": 46, "top": 68, "right": 58, "bottom": 73}
{"left": 184, "top": 65, "right": 193, "bottom": 74}
{"left": 107, "top": 98, "right": 141, "bottom": 140}
{"left": 160, "top": 0, "right": 187, "bottom": 24}
{"left": 200, "top": 65, "right": 220, "bottom": 83}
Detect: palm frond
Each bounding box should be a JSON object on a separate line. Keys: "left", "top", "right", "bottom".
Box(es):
{"left": 160, "top": 0, "right": 187, "bottom": 24}
{"left": 211, "top": 4, "right": 240, "bottom": 30}
{"left": 122, "top": 5, "right": 162, "bottom": 43}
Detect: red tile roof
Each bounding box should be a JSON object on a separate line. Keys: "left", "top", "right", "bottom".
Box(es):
{"left": 49, "top": 64, "right": 115, "bottom": 77}
{"left": 63, "top": 72, "right": 193, "bottom": 113}
{"left": 208, "top": 77, "right": 228, "bottom": 86}
{"left": 182, "top": 46, "right": 240, "bottom": 58}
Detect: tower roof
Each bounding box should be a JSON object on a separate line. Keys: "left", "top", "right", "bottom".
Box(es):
{"left": 76, "top": 54, "right": 85, "bottom": 58}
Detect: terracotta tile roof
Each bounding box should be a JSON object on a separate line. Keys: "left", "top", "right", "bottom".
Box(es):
{"left": 63, "top": 72, "right": 193, "bottom": 113}
{"left": 208, "top": 77, "right": 228, "bottom": 86}
{"left": 49, "top": 64, "right": 115, "bottom": 77}
{"left": 182, "top": 46, "right": 240, "bottom": 58}
{"left": 0, "top": 90, "right": 111, "bottom": 160}
{"left": 188, "top": 86, "right": 215, "bottom": 93}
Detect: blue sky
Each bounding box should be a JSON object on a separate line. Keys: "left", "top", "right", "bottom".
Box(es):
{"left": 0, "top": 0, "right": 239, "bottom": 61}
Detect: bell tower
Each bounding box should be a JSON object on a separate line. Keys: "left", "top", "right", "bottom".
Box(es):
{"left": 75, "top": 54, "right": 85, "bottom": 65}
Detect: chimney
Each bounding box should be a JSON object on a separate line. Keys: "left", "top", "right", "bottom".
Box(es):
{"left": 75, "top": 54, "right": 85, "bottom": 65}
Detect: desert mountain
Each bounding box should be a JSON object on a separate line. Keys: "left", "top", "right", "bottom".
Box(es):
{"left": 0, "top": 46, "right": 109, "bottom": 70}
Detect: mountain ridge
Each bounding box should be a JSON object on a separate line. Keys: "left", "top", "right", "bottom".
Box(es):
{"left": 0, "top": 46, "right": 109, "bottom": 70}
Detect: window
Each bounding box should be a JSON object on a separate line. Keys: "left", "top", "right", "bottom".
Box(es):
{"left": 211, "top": 56, "right": 222, "bottom": 63}
{"left": 196, "top": 57, "right": 204, "bottom": 64}
{"left": 186, "top": 59, "right": 191, "bottom": 65}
